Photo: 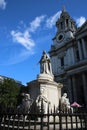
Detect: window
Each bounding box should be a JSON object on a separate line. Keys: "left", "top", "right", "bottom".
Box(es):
{"left": 75, "top": 45, "right": 80, "bottom": 62}
{"left": 61, "top": 22, "right": 63, "bottom": 29}
{"left": 61, "top": 57, "right": 64, "bottom": 67}
{"left": 84, "top": 37, "right": 87, "bottom": 53}
{"left": 66, "top": 19, "right": 68, "bottom": 27}
{"left": 71, "top": 22, "right": 73, "bottom": 28}
{"left": 76, "top": 49, "right": 80, "bottom": 61}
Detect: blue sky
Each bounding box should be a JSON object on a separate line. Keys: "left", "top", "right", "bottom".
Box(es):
{"left": 0, "top": 0, "right": 87, "bottom": 85}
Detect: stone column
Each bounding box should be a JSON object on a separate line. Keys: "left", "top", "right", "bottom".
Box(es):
{"left": 72, "top": 75, "right": 77, "bottom": 102}
{"left": 72, "top": 48, "right": 75, "bottom": 64}
{"left": 81, "top": 38, "right": 87, "bottom": 58}
{"left": 82, "top": 72, "right": 87, "bottom": 107}
{"left": 67, "top": 77, "right": 73, "bottom": 103}
{"left": 74, "top": 46, "right": 77, "bottom": 63}
{"left": 77, "top": 40, "right": 83, "bottom": 60}
{"left": 73, "top": 47, "right": 76, "bottom": 63}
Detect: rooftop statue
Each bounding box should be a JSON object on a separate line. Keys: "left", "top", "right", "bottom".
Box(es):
{"left": 39, "top": 51, "right": 52, "bottom": 75}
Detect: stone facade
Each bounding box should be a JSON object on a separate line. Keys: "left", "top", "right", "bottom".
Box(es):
{"left": 49, "top": 8, "right": 87, "bottom": 107}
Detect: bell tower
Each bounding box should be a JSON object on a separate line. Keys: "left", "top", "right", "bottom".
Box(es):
{"left": 49, "top": 8, "right": 77, "bottom": 94}
{"left": 52, "top": 7, "right": 77, "bottom": 47}
{"left": 56, "top": 7, "right": 76, "bottom": 33}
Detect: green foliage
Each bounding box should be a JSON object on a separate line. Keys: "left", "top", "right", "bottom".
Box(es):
{"left": 0, "top": 78, "right": 21, "bottom": 107}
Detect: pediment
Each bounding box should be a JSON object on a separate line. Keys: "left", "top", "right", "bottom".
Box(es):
{"left": 76, "top": 21, "right": 87, "bottom": 34}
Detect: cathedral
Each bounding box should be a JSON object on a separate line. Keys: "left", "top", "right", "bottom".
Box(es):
{"left": 49, "top": 8, "right": 87, "bottom": 107}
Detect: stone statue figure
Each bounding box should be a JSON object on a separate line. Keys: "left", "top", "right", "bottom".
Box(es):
{"left": 17, "top": 93, "right": 33, "bottom": 113}
{"left": 60, "top": 93, "right": 73, "bottom": 113}
{"left": 39, "top": 51, "right": 52, "bottom": 75}
{"left": 22, "top": 94, "right": 33, "bottom": 113}
{"left": 36, "top": 87, "right": 50, "bottom": 114}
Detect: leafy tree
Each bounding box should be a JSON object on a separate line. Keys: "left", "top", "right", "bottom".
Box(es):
{"left": 0, "top": 78, "right": 21, "bottom": 108}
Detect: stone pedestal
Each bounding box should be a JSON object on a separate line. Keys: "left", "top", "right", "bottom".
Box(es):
{"left": 27, "top": 73, "right": 63, "bottom": 112}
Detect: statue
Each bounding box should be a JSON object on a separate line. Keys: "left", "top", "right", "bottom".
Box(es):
{"left": 60, "top": 93, "right": 73, "bottom": 113}
{"left": 36, "top": 87, "right": 50, "bottom": 114}
{"left": 39, "top": 51, "right": 52, "bottom": 75}
{"left": 22, "top": 94, "right": 33, "bottom": 113}
{"left": 17, "top": 93, "right": 33, "bottom": 113}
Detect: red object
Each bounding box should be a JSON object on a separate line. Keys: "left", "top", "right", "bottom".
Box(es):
{"left": 71, "top": 102, "right": 82, "bottom": 107}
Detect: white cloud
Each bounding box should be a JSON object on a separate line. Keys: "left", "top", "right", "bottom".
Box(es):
{"left": 11, "top": 30, "right": 35, "bottom": 50}
{"left": 46, "top": 11, "right": 61, "bottom": 28}
{"left": 29, "top": 15, "right": 45, "bottom": 32}
{"left": 11, "top": 12, "right": 62, "bottom": 51}
{"left": 0, "top": 0, "right": 6, "bottom": 10}
{"left": 76, "top": 16, "right": 86, "bottom": 27}
{"left": 11, "top": 15, "right": 46, "bottom": 51}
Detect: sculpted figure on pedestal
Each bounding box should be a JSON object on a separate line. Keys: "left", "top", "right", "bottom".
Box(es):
{"left": 39, "top": 51, "right": 52, "bottom": 75}
{"left": 60, "top": 93, "right": 73, "bottom": 113}
{"left": 36, "top": 87, "right": 50, "bottom": 114}
{"left": 22, "top": 94, "right": 33, "bottom": 113}
{"left": 17, "top": 93, "right": 33, "bottom": 113}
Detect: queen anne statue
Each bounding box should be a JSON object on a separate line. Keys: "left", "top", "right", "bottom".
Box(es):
{"left": 39, "top": 51, "right": 52, "bottom": 75}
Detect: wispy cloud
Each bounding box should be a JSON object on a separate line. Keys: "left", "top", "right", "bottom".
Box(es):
{"left": 76, "top": 16, "right": 86, "bottom": 27}
{"left": 0, "top": 47, "right": 33, "bottom": 65}
{"left": 11, "top": 30, "right": 35, "bottom": 51}
{"left": 0, "top": 0, "right": 6, "bottom": 10}
{"left": 46, "top": 11, "right": 61, "bottom": 28}
{"left": 10, "top": 12, "right": 62, "bottom": 64}
{"left": 7, "top": 49, "right": 33, "bottom": 65}
{"left": 11, "top": 15, "right": 45, "bottom": 51}
{"left": 29, "top": 15, "right": 46, "bottom": 32}
{"left": 11, "top": 12, "right": 63, "bottom": 51}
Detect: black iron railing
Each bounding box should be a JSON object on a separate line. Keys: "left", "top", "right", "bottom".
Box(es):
{"left": 0, "top": 109, "right": 87, "bottom": 130}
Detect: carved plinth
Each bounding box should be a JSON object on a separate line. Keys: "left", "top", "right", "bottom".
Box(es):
{"left": 37, "top": 73, "right": 54, "bottom": 81}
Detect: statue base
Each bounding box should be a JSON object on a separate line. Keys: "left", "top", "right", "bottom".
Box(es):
{"left": 37, "top": 73, "right": 54, "bottom": 81}
{"left": 27, "top": 73, "right": 63, "bottom": 112}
